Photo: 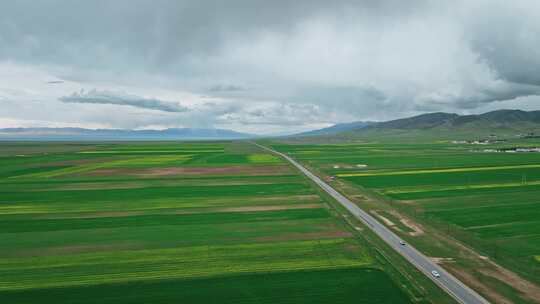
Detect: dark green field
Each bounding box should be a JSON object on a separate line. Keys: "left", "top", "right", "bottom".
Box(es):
{"left": 0, "top": 268, "right": 405, "bottom": 304}
{"left": 272, "top": 139, "right": 540, "bottom": 288}
{"left": 0, "top": 141, "right": 412, "bottom": 303}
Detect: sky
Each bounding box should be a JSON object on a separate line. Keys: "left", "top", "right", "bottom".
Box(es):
{"left": 1, "top": 0, "right": 540, "bottom": 135}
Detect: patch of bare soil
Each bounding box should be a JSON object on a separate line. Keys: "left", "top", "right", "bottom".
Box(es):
{"left": 445, "top": 263, "right": 514, "bottom": 304}
{"left": 351, "top": 194, "right": 376, "bottom": 203}
{"left": 481, "top": 265, "right": 540, "bottom": 303}
{"left": 329, "top": 163, "right": 356, "bottom": 169}
{"left": 398, "top": 200, "right": 418, "bottom": 205}
{"left": 371, "top": 208, "right": 424, "bottom": 236}
{"left": 351, "top": 194, "right": 367, "bottom": 199}
{"left": 430, "top": 257, "right": 455, "bottom": 264}
{"left": 371, "top": 210, "right": 396, "bottom": 226}
{"left": 391, "top": 211, "right": 425, "bottom": 236}
{"left": 371, "top": 210, "right": 405, "bottom": 233}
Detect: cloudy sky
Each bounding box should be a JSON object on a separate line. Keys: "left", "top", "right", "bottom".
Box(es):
{"left": 1, "top": 0, "right": 540, "bottom": 134}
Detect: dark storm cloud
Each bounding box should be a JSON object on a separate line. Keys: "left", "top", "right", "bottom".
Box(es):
{"left": 458, "top": 85, "right": 540, "bottom": 109}
{"left": 295, "top": 86, "right": 386, "bottom": 106}
{"left": 465, "top": 1, "right": 540, "bottom": 87}
{"left": 415, "top": 82, "right": 540, "bottom": 111}
{"left": 0, "top": 0, "right": 428, "bottom": 71}
{"left": 60, "top": 89, "right": 188, "bottom": 113}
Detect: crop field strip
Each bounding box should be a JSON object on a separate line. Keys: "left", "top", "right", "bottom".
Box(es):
{"left": 0, "top": 239, "right": 370, "bottom": 291}
{"left": 272, "top": 141, "right": 540, "bottom": 288}
{"left": 0, "top": 142, "right": 412, "bottom": 303}
{"left": 0, "top": 268, "right": 407, "bottom": 304}
{"left": 337, "top": 163, "right": 540, "bottom": 177}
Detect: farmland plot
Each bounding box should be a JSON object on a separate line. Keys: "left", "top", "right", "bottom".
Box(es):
{"left": 0, "top": 141, "right": 411, "bottom": 304}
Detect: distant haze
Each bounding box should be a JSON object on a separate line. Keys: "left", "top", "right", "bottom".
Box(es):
{"left": 1, "top": 1, "right": 540, "bottom": 134}
{"left": 0, "top": 128, "right": 254, "bottom": 141}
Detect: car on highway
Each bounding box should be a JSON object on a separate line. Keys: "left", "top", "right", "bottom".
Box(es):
{"left": 431, "top": 270, "right": 441, "bottom": 278}
{"left": 399, "top": 240, "right": 406, "bottom": 246}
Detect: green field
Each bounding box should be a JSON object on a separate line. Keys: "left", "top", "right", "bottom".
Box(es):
{"left": 0, "top": 141, "right": 413, "bottom": 303}
{"left": 0, "top": 268, "right": 405, "bottom": 304}
{"left": 272, "top": 139, "right": 540, "bottom": 289}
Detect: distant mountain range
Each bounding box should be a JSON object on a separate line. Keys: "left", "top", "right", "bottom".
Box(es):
{"left": 295, "top": 121, "right": 374, "bottom": 136}
{"left": 371, "top": 110, "right": 540, "bottom": 130}
{"left": 2, "top": 110, "right": 539, "bottom": 141}
{"left": 0, "top": 127, "right": 255, "bottom": 140}
{"left": 295, "top": 110, "right": 540, "bottom": 139}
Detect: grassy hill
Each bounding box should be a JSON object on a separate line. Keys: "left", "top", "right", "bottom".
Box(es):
{"left": 294, "top": 121, "right": 373, "bottom": 136}
{"left": 296, "top": 110, "right": 540, "bottom": 142}
{"left": 373, "top": 109, "right": 540, "bottom": 130}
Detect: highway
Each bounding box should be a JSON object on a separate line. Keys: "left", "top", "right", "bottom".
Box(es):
{"left": 254, "top": 143, "right": 490, "bottom": 304}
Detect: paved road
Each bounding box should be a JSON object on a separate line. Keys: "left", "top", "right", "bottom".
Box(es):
{"left": 254, "top": 143, "right": 490, "bottom": 304}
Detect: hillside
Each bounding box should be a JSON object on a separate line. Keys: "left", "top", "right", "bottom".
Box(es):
{"left": 293, "top": 110, "right": 540, "bottom": 142}
{"left": 355, "top": 109, "right": 540, "bottom": 139}
{"left": 295, "top": 121, "right": 373, "bottom": 136}
{"left": 372, "top": 110, "right": 540, "bottom": 130}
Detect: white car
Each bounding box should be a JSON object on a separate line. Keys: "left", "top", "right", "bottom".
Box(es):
{"left": 431, "top": 270, "right": 441, "bottom": 278}
{"left": 399, "top": 240, "right": 406, "bottom": 246}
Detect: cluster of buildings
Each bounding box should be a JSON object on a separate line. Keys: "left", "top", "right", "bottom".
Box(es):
{"left": 452, "top": 139, "right": 506, "bottom": 145}
{"left": 517, "top": 132, "right": 539, "bottom": 139}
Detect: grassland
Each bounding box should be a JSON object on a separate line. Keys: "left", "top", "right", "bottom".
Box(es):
{"left": 272, "top": 138, "right": 540, "bottom": 303}
{"left": 0, "top": 141, "right": 414, "bottom": 303}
